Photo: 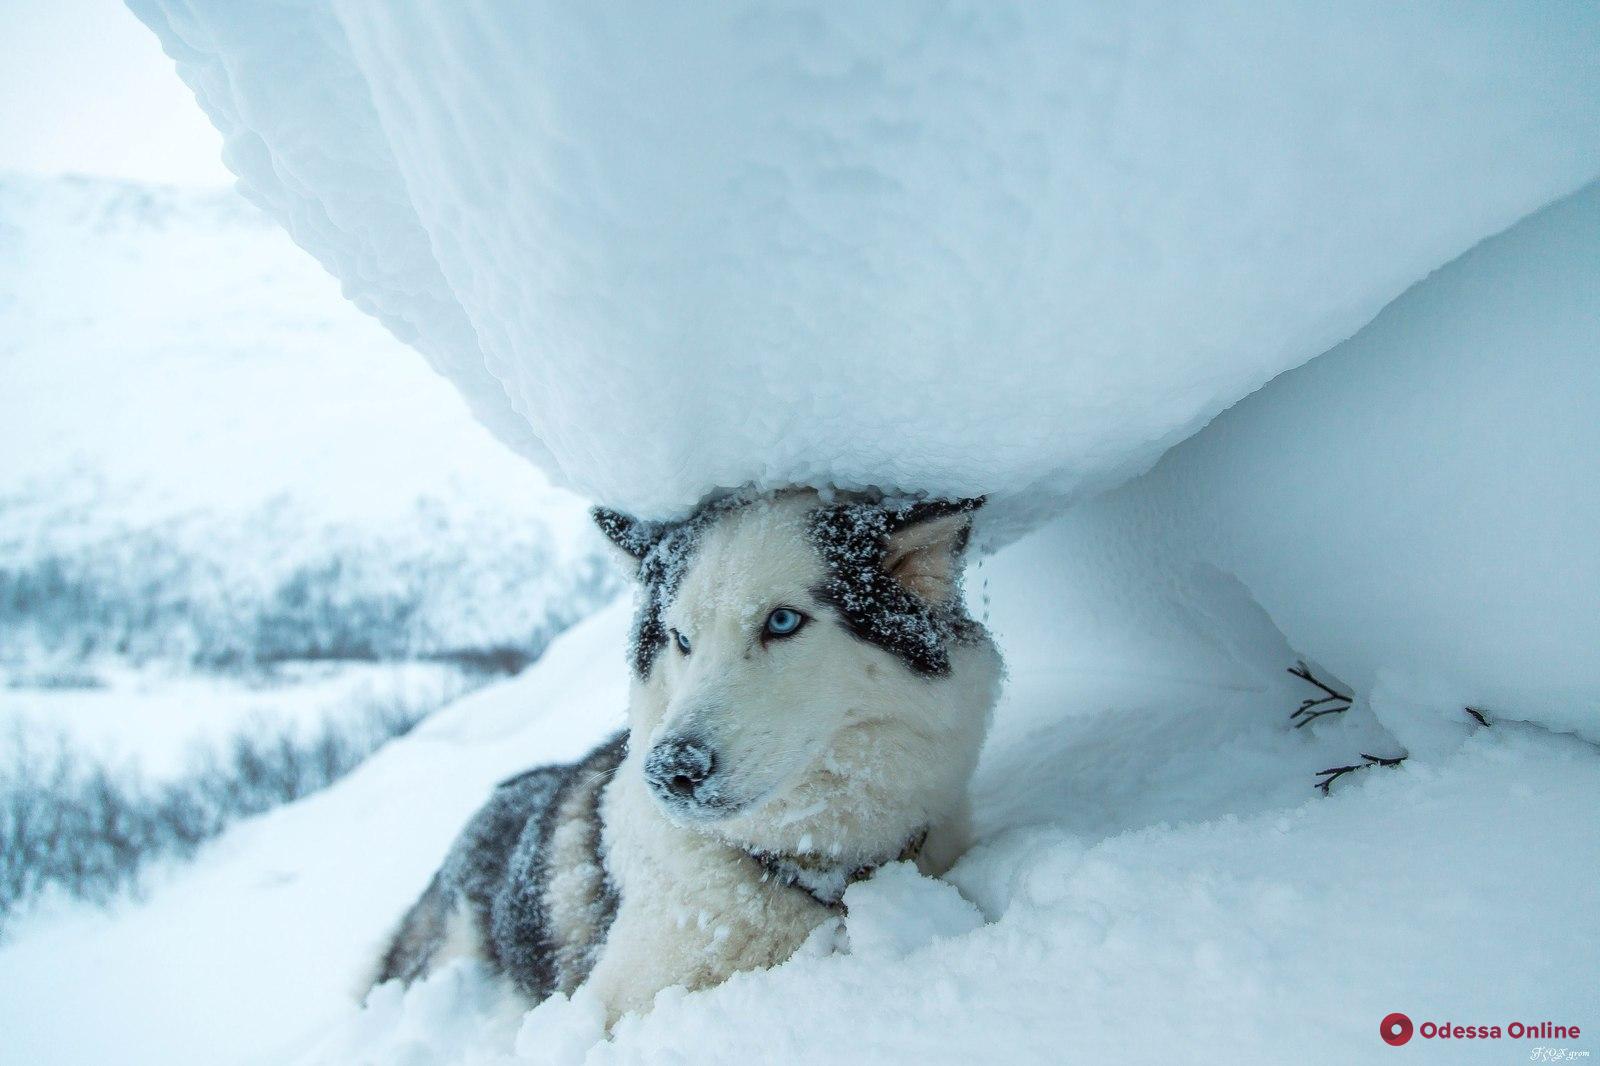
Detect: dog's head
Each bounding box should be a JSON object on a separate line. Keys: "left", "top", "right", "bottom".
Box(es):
{"left": 594, "top": 490, "right": 1000, "bottom": 857}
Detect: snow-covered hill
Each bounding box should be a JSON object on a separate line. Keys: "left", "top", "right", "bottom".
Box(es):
{"left": 0, "top": 174, "right": 618, "bottom": 928}
{"left": 0, "top": 172, "right": 583, "bottom": 525}
{"left": 0, "top": 173, "right": 613, "bottom": 681}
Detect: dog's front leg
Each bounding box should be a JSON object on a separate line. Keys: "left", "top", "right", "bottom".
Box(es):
{"left": 583, "top": 885, "right": 822, "bottom": 1029}
{"left": 586, "top": 755, "right": 833, "bottom": 1028}
{"left": 581, "top": 898, "right": 706, "bottom": 1027}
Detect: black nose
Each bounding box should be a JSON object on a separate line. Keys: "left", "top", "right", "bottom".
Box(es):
{"left": 644, "top": 737, "right": 716, "bottom": 802}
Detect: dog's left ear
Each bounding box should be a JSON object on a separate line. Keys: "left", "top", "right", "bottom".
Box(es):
{"left": 883, "top": 497, "right": 984, "bottom": 603}
{"left": 591, "top": 507, "right": 664, "bottom": 575}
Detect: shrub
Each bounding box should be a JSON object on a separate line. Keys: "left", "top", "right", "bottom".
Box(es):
{"left": 0, "top": 682, "right": 466, "bottom": 935}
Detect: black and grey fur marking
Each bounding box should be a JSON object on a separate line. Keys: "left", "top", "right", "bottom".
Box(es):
{"left": 592, "top": 507, "right": 667, "bottom": 561}
{"left": 804, "top": 497, "right": 984, "bottom": 676}
{"left": 749, "top": 826, "right": 929, "bottom": 908}
{"left": 375, "top": 732, "right": 628, "bottom": 1001}
{"left": 594, "top": 496, "right": 754, "bottom": 679}
{"left": 597, "top": 493, "right": 983, "bottom": 680}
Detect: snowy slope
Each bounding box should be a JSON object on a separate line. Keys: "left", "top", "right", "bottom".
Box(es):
{"left": 0, "top": 173, "right": 577, "bottom": 526}
{"left": 0, "top": 174, "right": 613, "bottom": 677}
{"left": 0, "top": 571, "right": 1593, "bottom": 1065}
{"left": 127, "top": 2, "right": 1600, "bottom": 534}
{"left": 0, "top": 605, "right": 630, "bottom": 1066}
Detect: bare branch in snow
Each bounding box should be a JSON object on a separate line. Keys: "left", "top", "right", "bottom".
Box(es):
{"left": 1314, "top": 752, "right": 1408, "bottom": 794}
{"left": 1288, "top": 661, "right": 1354, "bottom": 728}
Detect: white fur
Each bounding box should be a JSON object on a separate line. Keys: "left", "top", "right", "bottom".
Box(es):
{"left": 586, "top": 492, "right": 1003, "bottom": 1023}
{"left": 435, "top": 902, "right": 488, "bottom": 968}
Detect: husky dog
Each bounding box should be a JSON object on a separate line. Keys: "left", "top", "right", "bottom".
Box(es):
{"left": 372, "top": 489, "right": 1003, "bottom": 1023}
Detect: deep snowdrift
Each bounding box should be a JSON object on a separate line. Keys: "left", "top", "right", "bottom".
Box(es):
{"left": 1014, "top": 179, "right": 1600, "bottom": 751}
{"left": 128, "top": 2, "right": 1600, "bottom": 534}
{"left": 2, "top": 584, "right": 1594, "bottom": 1064}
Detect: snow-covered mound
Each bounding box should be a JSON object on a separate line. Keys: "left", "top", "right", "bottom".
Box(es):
{"left": 128, "top": 3, "right": 1600, "bottom": 534}
{"left": 995, "top": 179, "right": 1600, "bottom": 750}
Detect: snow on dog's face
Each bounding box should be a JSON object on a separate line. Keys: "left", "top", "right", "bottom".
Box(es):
{"left": 594, "top": 491, "right": 999, "bottom": 858}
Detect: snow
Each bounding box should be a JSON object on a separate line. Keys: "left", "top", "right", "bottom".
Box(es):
{"left": 127, "top": 2, "right": 1600, "bottom": 535}
{"left": 0, "top": 173, "right": 614, "bottom": 683}
{"left": 838, "top": 861, "right": 983, "bottom": 961}
{"left": 0, "top": 173, "right": 581, "bottom": 528}
{"left": 4, "top": 6, "right": 1595, "bottom": 1062}
{"left": 2, "top": 566, "right": 1593, "bottom": 1064}
{"left": 0, "top": 604, "right": 630, "bottom": 1066}
{"left": 0, "top": 662, "right": 467, "bottom": 781}
{"left": 9, "top": 132, "right": 1597, "bottom": 1066}
{"left": 977, "top": 179, "right": 1600, "bottom": 751}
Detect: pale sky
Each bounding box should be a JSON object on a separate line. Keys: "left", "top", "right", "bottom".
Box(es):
{"left": 0, "top": 0, "right": 231, "bottom": 186}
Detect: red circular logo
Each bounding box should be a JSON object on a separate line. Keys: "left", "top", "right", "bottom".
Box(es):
{"left": 1381, "top": 1013, "right": 1414, "bottom": 1046}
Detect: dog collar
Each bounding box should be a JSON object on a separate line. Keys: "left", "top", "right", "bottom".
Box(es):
{"left": 746, "top": 828, "right": 928, "bottom": 910}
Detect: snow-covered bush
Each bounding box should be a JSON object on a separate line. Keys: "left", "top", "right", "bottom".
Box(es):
{"left": 0, "top": 485, "right": 618, "bottom": 676}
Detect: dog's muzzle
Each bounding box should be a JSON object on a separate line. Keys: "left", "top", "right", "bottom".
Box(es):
{"left": 644, "top": 736, "right": 721, "bottom": 812}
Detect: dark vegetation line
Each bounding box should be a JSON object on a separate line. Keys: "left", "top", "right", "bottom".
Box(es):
{"left": 0, "top": 685, "right": 452, "bottom": 935}
{"left": 0, "top": 490, "right": 619, "bottom": 675}
{"left": 0, "top": 539, "right": 616, "bottom": 674}
{"left": 0, "top": 492, "right": 624, "bottom": 937}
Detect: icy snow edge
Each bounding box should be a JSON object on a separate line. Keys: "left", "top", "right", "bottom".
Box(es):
{"left": 125, "top": 2, "right": 1600, "bottom": 540}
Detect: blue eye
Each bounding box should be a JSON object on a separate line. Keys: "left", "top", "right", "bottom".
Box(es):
{"left": 673, "top": 629, "right": 692, "bottom": 655}
{"left": 764, "top": 608, "right": 804, "bottom": 637}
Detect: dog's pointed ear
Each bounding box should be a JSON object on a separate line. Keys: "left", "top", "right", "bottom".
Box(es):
{"left": 882, "top": 497, "right": 984, "bottom": 603}
{"left": 592, "top": 507, "right": 661, "bottom": 574}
